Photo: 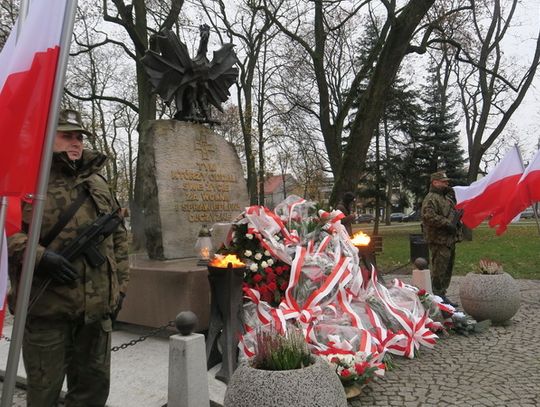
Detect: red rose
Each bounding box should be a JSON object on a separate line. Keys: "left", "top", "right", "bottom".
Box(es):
{"left": 354, "top": 362, "right": 368, "bottom": 375}
{"left": 280, "top": 281, "right": 288, "bottom": 291}
{"left": 340, "top": 369, "right": 351, "bottom": 377}
{"left": 331, "top": 357, "right": 340, "bottom": 364}
{"left": 275, "top": 266, "right": 283, "bottom": 275}
{"left": 253, "top": 274, "right": 263, "bottom": 283}
{"left": 264, "top": 267, "right": 273, "bottom": 274}
{"left": 267, "top": 281, "right": 277, "bottom": 291}
{"left": 418, "top": 289, "right": 427, "bottom": 296}
{"left": 266, "top": 271, "right": 276, "bottom": 282}
{"left": 260, "top": 287, "right": 273, "bottom": 302}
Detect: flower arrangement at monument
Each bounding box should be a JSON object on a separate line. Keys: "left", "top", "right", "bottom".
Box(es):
{"left": 217, "top": 195, "right": 465, "bottom": 392}
{"left": 221, "top": 222, "right": 292, "bottom": 306}
{"left": 324, "top": 351, "right": 384, "bottom": 387}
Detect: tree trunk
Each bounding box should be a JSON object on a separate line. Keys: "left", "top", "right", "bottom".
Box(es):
{"left": 330, "top": 0, "right": 435, "bottom": 205}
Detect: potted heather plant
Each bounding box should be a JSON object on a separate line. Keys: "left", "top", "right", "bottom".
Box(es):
{"left": 459, "top": 259, "right": 521, "bottom": 324}
{"left": 224, "top": 327, "right": 347, "bottom": 407}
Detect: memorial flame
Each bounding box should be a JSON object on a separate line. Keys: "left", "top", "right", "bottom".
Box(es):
{"left": 351, "top": 231, "right": 371, "bottom": 247}
{"left": 209, "top": 254, "right": 245, "bottom": 268}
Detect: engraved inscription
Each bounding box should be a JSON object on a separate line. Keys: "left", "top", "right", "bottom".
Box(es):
{"left": 170, "top": 157, "right": 241, "bottom": 222}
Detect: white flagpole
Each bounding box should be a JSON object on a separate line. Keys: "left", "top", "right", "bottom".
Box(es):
{"left": 0, "top": 197, "right": 7, "bottom": 255}
{"left": 0, "top": 1, "right": 78, "bottom": 405}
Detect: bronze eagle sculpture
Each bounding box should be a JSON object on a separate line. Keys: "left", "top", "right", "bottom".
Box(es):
{"left": 141, "top": 24, "right": 239, "bottom": 123}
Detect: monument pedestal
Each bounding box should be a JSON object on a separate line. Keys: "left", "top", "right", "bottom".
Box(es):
{"left": 118, "top": 254, "right": 211, "bottom": 331}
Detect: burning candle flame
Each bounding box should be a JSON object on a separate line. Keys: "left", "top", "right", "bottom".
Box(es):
{"left": 351, "top": 231, "right": 371, "bottom": 246}
{"left": 200, "top": 247, "right": 210, "bottom": 260}
{"left": 209, "top": 254, "right": 246, "bottom": 268}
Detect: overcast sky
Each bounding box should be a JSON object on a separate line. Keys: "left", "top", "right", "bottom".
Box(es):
{"left": 502, "top": 1, "right": 540, "bottom": 161}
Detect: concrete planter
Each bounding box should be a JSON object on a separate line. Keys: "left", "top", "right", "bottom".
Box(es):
{"left": 459, "top": 272, "right": 520, "bottom": 324}
{"left": 223, "top": 356, "right": 347, "bottom": 407}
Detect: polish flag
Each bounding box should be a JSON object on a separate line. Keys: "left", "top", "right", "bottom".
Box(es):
{"left": 453, "top": 146, "right": 524, "bottom": 229}
{"left": 489, "top": 150, "right": 540, "bottom": 235}
{"left": 0, "top": 0, "right": 68, "bottom": 196}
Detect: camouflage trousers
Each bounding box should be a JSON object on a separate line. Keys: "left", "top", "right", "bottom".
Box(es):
{"left": 22, "top": 315, "right": 112, "bottom": 407}
{"left": 428, "top": 242, "right": 456, "bottom": 296}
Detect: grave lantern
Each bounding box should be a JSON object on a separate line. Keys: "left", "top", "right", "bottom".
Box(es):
{"left": 195, "top": 224, "right": 213, "bottom": 266}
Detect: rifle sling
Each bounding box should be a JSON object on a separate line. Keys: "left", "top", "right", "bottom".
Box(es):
{"left": 40, "top": 187, "right": 90, "bottom": 248}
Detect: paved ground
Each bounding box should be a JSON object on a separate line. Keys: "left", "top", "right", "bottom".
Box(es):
{"left": 350, "top": 276, "right": 540, "bottom": 407}
{"left": 1, "top": 275, "right": 539, "bottom": 406}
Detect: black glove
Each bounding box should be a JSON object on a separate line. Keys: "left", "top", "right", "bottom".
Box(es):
{"left": 112, "top": 292, "right": 126, "bottom": 321}
{"left": 37, "top": 250, "right": 79, "bottom": 285}
{"left": 446, "top": 223, "right": 457, "bottom": 233}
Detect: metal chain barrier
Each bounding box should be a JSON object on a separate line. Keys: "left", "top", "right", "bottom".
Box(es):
{"left": 1, "top": 321, "right": 176, "bottom": 349}
{"left": 111, "top": 320, "right": 175, "bottom": 352}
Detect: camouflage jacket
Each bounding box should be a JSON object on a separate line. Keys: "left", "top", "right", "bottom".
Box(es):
{"left": 8, "top": 150, "right": 129, "bottom": 323}
{"left": 421, "top": 186, "right": 462, "bottom": 246}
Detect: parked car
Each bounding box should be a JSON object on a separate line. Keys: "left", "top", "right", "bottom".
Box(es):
{"left": 520, "top": 207, "right": 538, "bottom": 219}
{"left": 389, "top": 212, "right": 405, "bottom": 222}
{"left": 356, "top": 213, "right": 375, "bottom": 223}
{"left": 403, "top": 210, "right": 421, "bottom": 222}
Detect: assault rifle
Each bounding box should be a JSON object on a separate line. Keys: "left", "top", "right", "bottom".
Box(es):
{"left": 28, "top": 211, "right": 123, "bottom": 311}
{"left": 451, "top": 208, "right": 464, "bottom": 229}
{"left": 61, "top": 211, "right": 123, "bottom": 266}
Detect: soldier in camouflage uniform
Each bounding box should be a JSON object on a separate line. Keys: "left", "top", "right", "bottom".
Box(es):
{"left": 7, "top": 109, "right": 129, "bottom": 407}
{"left": 421, "top": 171, "right": 462, "bottom": 307}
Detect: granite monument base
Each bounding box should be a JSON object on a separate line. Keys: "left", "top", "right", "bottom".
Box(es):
{"left": 118, "top": 254, "right": 211, "bottom": 331}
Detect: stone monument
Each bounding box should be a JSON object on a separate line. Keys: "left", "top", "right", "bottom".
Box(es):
{"left": 141, "top": 120, "right": 248, "bottom": 259}
{"left": 118, "top": 26, "right": 245, "bottom": 330}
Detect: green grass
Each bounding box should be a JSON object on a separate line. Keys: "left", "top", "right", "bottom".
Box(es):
{"left": 353, "top": 221, "right": 540, "bottom": 280}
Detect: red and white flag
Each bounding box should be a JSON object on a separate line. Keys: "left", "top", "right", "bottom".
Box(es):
{"left": 0, "top": 0, "right": 69, "bottom": 335}
{"left": 489, "top": 149, "right": 540, "bottom": 235}
{"left": 453, "top": 146, "right": 524, "bottom": 229}
{"left": 0, "top": 0, "right": 68, "bottom": 196}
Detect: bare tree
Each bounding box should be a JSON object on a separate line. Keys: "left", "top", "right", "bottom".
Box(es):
{"left": 64, "top": 8, "right": 139, "bottom": 207}
{"left": 254, "top": 0, "right": 439, "bottom": 205}
{"left": 198, "top": 0, "right": 276, "bottom": 204}
{"left": 101, "top": 0, "right": 183, "bottom": 245}
{"left": 0, "top": 0, "right": 18, "bottom": 47}
{"left": 451, "top": 0, "right": 540, "bottom": 182}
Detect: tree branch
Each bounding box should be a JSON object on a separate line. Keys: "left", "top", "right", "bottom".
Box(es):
{"left": 65, "top": 88, "right": 140, "bottom": 114}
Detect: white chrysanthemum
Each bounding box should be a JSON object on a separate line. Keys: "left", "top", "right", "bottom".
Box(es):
{"left": 246, "top": 233, "right": 254, "bottom": 239}
{"left": 264, "top": 250, "right": 270, "bottom": 256}
{"left": 267, "top": 259, "right": 274, "bottom": 266}
{"left": 254, "top": 253, "right": 263, "bottom": 260}
{"left": 249, "top": 263, "right": 258, "bottom": 271}
{"left": 261, "top": 261, "right": 268, "bottom": 268}
{"left": 342, "top": 354, "right": 354, "bottom": 366}
{"left": 244, "top": 250, "right": 252, "bottom": 257}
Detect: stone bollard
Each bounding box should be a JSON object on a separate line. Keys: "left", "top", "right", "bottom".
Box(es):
{"left": 411, "top": 257, "right": 433, "bottom": 294}
{"left": 168, "top": 311, "right": 210, "bottom": 407}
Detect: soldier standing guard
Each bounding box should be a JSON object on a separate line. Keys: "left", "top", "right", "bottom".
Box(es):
{"left": 7, "top": 109, "right": 129, "bottom": 406}
{"left": 421, "top": 171, "right": 462, "bottom": 307}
